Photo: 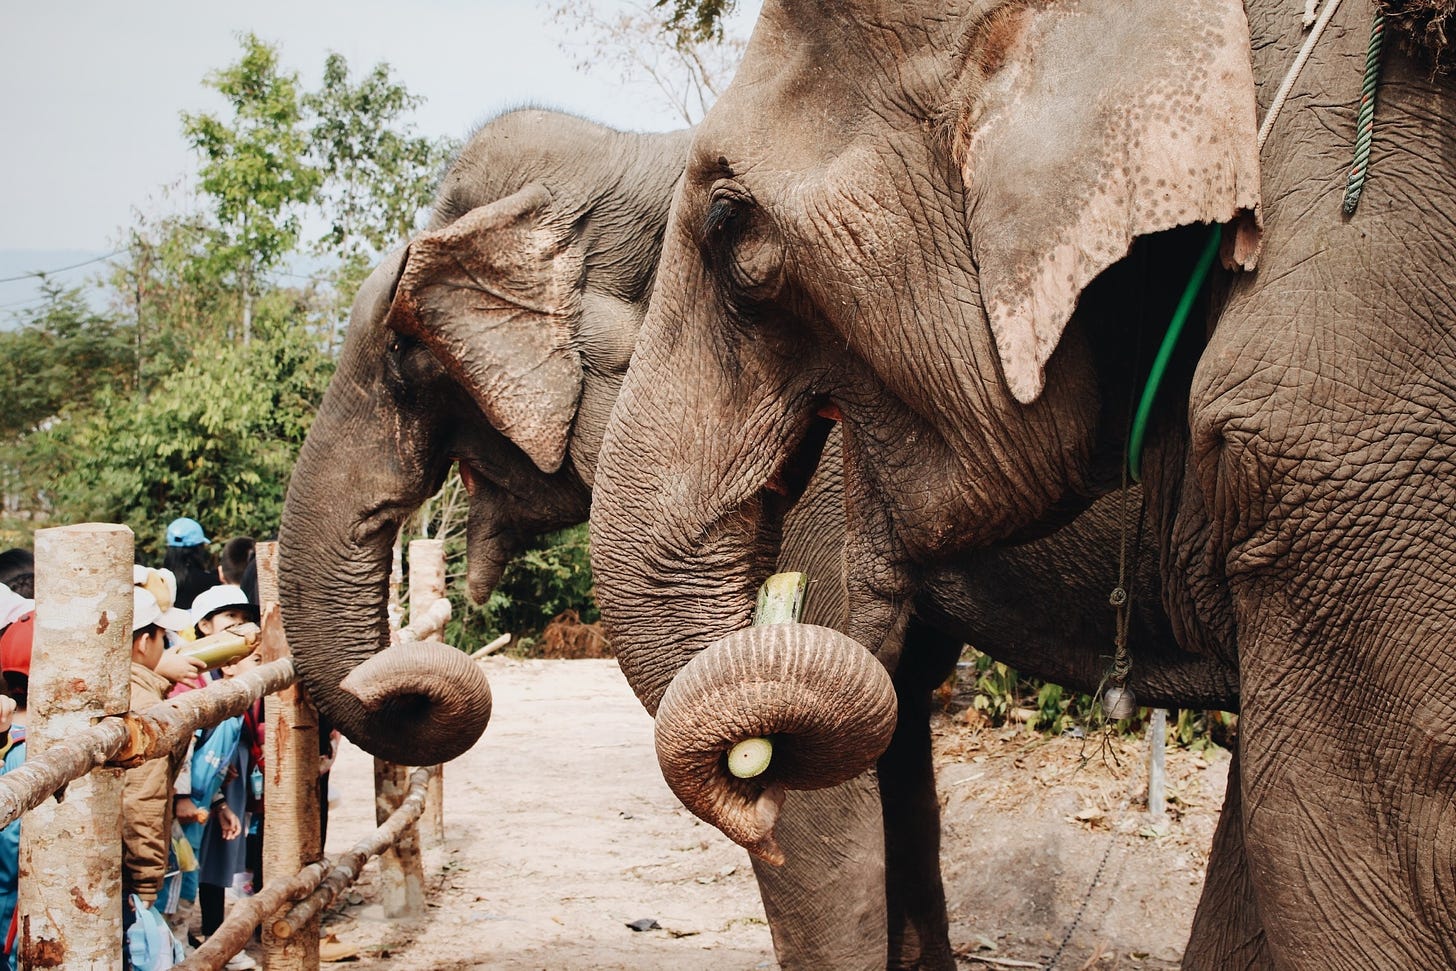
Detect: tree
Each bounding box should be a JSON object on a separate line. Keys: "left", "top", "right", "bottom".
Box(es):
{"left": 181, "top": 33, "right": 321, "bottom": 346}
{"left": 654, "top": 0, "right": 738, "bottom": 42}
{"left": 303, "top": 54, "right": 457, "bottom": 340}
{"left": 0, "top": 281, "right": 134, "bottom": 441}
{"left": 0, "top": 283, "right": 136, "bottom": 526}
{"left": 547, "top": 0, "right": 746, "bottom": 124}
{"left": 38, "top": 324, "right": 335, "bottom": 561}
{"left": 110, "top": 202, "right": 238, "bottom": 389}
{"left": 306, "top": 55, "right": 454, "bottom": 264}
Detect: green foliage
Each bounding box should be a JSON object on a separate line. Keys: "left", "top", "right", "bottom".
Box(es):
{"left": 959, "top": 647, "right": 1225, "bottom": 746}
{"left": 36, "top": 325, "right": 333, "bottom": 562}
{"left": 305, "top": 54, "right": 455, "bottom": 261}
{"left": 440, "top": 523, "right": 599, "bottom": 650}
{"left": 654, "top": 0, "right": 737, "bottom": 42}
{"left": 181, "top": 33, "right": 322, "bottom": 343}
{"left": 0, "top": 282, "right": 135, "bottom": 440}
{"left": 968, "top": 653, "right": 1020, "bottom": 723}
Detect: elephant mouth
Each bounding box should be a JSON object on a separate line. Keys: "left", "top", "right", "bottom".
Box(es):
{"left": 457, "top": 459, "right": 483, "bottom": 497}
{"left": 757, "top": 407, "right": 837, "bottom": 522}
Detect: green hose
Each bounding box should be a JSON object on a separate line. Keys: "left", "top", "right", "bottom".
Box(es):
{"left": 1127, "top": 225, "right": 1222, "bottom": 482}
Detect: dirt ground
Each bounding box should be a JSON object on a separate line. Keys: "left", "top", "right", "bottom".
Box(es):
{"left": 311, "top": 657, "right": 1228, "bottom": 970}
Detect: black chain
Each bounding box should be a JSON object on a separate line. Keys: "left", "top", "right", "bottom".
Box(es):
{"left": 1045, "top": 835, "right": 1118, "bottom": 970}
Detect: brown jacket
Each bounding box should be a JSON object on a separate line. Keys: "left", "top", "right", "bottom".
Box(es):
{"left": 122, "top": 663, "right": 183, "bottom": 903}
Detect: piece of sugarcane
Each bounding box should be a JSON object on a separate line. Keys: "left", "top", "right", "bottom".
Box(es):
{"left": 726, "top": 572, "right": 808, "bottom": 779}
{"left": 177, "top": 621, "right": 262, "bottom": 670}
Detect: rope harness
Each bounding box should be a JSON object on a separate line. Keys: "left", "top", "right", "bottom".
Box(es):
{"left": 1344, "top": 11, "right": 1388, "bottom": 214}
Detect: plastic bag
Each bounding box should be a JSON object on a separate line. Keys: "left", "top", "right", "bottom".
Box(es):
{"left": 190, "top": 717, "right": 242, "bottom": 807}
{"left": 126, "top": 894, "right": 182, "bottom": 970}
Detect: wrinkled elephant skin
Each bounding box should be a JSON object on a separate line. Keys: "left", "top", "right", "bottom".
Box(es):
{"left": 591, "top": 1, "right": 1456, "bottom": 967}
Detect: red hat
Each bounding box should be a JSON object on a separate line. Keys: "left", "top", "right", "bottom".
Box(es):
{"left": 0, "top": 611, "right": 34, "bottom": 678}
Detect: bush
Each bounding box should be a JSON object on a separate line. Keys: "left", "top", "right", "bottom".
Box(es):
{"left": 956, "top": 647, "right": 1229, "bottom": 747}
{"left": 33, "top": 324, "right": 333, "bottom": 560}
{"left": 440, "top": 523, "right": 599, "bottom": 652}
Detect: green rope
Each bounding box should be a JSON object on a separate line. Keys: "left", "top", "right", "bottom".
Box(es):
{"left": 1343, "top": 11, "right": 1386, "bottom": 216}
{"left": 1126, "top": 225, "right": 1223, "bottom": 482}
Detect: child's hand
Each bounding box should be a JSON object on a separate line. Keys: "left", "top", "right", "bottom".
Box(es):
{"left": 218, "top": 805, "right": 242, "bottom": 841}
{"left": 0, "top": 695, "right": 15, "bottom": 733}
{"left": 175, "top": 796, "right": 208, "bottom": 825}
{"left": 155, "top": 651, "right": 206, "bottom": 684}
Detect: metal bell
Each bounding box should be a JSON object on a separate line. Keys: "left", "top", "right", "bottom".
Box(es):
{"left": 1103, "top": 685, "right": 1136, "bottom": 721}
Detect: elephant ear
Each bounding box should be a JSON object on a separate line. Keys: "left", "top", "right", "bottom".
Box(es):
{"left": 386, "top": 184, "right": 585, "bottom": 473}
{"left": 950, "top": 0, "right": 1263, "bottom": 404}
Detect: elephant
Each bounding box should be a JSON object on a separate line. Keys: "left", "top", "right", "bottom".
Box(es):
{"left": 276, "top": 106, "right": 939, "bottom": 968}
{"left": 588, "top": 0, "right": 1456, "bottom": 967}
{"left": 276, "top": 107, "right": 1238, "bottom": 969}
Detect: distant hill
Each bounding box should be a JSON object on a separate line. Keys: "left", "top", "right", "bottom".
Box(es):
{"left": 0, "top": 249, "right": 116, "bottom": 327}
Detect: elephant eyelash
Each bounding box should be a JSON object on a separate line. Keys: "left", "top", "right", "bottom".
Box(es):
{"left": 704, "top": 198, "right": 743, "bottom": 244}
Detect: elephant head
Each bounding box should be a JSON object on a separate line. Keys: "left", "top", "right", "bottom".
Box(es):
{"left": 591, "top": 0, "right": 1263, "bottom": 856}
{"left": 280, "top": 110, "right": 689, "bottom": 765}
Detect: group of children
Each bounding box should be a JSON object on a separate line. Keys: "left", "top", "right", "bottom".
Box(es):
{"left": 0, "top": 519, "right": 268, "bottom": 970}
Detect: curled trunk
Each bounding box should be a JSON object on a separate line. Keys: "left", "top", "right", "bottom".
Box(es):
{"left": 653, "top": 623, "right": 897, "bottom": 864}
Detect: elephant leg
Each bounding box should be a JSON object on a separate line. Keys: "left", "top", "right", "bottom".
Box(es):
{"left": 750, "top": 775, "right": 889, "bottom": 971}
{"left": 879, "top": 622, "right": 961, "bottom": 971}
{"left": 1183, "top": 746, "right": 1273, "bottom": 970}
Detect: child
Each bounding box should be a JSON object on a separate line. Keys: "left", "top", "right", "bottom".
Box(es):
{"left": 0, "top": 597, "right": 33, "bottom": 969}
{"left": 123, "top": 581, "right": 201, "bottom": 965}
{"left": 186, "top": 586, "right": 260, "bottom": 971}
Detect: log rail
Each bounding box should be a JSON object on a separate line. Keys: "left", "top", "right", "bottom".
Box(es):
{"left": 6, "top": 526, "right": 463, "bottom": 971}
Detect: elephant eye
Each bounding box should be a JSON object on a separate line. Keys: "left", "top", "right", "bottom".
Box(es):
{"left": 702, "top": 191, "right": 786, "bottom": 308}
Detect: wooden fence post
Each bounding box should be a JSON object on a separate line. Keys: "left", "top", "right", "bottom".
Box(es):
{"left": 18, "top": 524, "right": 131, "bottom": 968}
{"left": 408, "top": 539, "right": 446, "bottom": 849}
{"left": 1148, "top": 708, "right": 1168, "bottom": 832}
{"left": 257, "top": 541, "right": 322, "bottom": 969}
{"left": 372, "top": 539, "right": 430, "bottom": 919}
{"left": 372, "top": 758, "right": 425, "bottom": 917}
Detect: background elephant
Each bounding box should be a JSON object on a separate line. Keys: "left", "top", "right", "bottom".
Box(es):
{"left": 278, "top": 107, "right": 1236, "bottom": 969}
{"left": 590, "top": 0, "right": 1456, "bottom": 967}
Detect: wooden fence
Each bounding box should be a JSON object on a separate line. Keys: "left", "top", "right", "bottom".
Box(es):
{"left": 0, "top": 525, "right": 460, "bottom": 970}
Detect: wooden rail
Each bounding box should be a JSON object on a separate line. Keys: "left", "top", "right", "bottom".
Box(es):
{"left": 5, "top": 526, "right": 471, "bottom": 971}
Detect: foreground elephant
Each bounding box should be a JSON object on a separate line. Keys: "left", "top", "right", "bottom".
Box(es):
{"left": 591, "top": 0, "right": 1456, "bottom": 967}
{"left": 279, "top": 109, "right": 1234, "bottom": 968}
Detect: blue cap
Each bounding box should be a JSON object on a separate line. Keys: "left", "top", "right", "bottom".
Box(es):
{"left": 165, "top": 517, "right": 210, "bottom": 548}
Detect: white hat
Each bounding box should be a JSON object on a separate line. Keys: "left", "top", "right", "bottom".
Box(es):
{"left": 133, "top": 585, "right": 192, "bottom": 633}
{"left": 0, "top": 583, "right": 33, "bottom": 629}
{"left": 190, "top": 584, "right": 259, "bottom": 628}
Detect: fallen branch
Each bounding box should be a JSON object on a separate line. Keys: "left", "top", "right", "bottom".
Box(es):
{"left": 396, "top": 597, "right": 451, "bottom": 645}
{"left": 958, "top": 957, "right": 1045, "bottom": 969}
{"left": 272, "top": 765, "right": 437, "bottom": 939}
{"left": 174, "top": 860, "right": 329, "bottom": 971}
{"left": 0, "top": 658, "right": 295, "bottom": 829}
{"left": 475, "top": 632, "right": 512, "bottom": 659}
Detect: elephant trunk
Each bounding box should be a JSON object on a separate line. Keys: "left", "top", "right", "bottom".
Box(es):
{"left": 593, "top": 426, "right": 896, "bottom": 862}
{"left": 653, "top": 624, "right": 897, "bottom": 863}
{"left": 280, "top": 391, "right": 491, "bottom": 768}
{"left": 339, "top": 641, "right": 493, "bottom": 751}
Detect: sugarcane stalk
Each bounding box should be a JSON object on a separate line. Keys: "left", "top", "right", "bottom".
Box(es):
{"left": 728, "top": 573, "right": 809, "bottom": 779}
{"left": 176, "top": 621, "right": 261, "bottom": 670}
{"left": 753, "top": 571, "right": 807, "bottom": 626}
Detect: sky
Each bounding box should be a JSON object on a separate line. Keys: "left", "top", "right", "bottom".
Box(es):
{"left": 0, "top": 0, "right": 759, "bottom": 263}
